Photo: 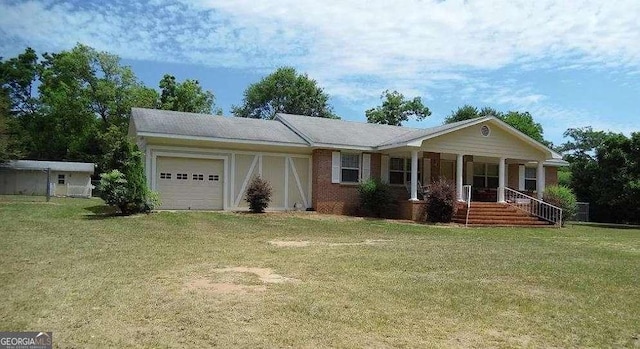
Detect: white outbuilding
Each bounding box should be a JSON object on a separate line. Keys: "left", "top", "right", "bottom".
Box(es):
{"left": 0, "top": 160, "right": 95, "bottom": 197}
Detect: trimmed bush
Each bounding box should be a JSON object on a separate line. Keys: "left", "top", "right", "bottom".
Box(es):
{"left": 98, "top": 139, "right": 158, "bottom": 215}
{"left": 357, "top": 178, "right": 394, "bottom": 217}
{"left": 543, "top": 185, "right": 577, "bottom": 226}
{"left": 246, "top": 176, "right": 272, "bottom": 213}
{"left": 426, "top": 179, "right": 456, "bottom": 223}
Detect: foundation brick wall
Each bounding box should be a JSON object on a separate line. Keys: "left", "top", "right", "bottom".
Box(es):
{"left": 311, "top": 149, "right": 381, "bottom": 215}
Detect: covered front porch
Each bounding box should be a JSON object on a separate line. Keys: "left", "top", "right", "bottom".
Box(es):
{"left": 392, "top": 150, "right": 549, "bottom": 203}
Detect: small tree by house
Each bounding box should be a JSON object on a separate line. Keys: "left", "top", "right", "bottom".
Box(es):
{"left": 98, "top": 139, "right": 157, "bottom": 215}
{"left": 425, "top": 179, "right": 456, "bottom": 223}
{"left": 245, "top": 176, "right": 272, "bottom": 213}
{"left": 357, "top": 178, "right": 394, "bottom": 217}
{"left": 543, "top": 185, "right": 577, "bottom": 226}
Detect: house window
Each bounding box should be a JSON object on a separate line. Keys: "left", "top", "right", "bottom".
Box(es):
{"left": 473, "top": 163, "right": 499, "bottom": 188}
{"left": 525, "top": 167, "right": 537, "bottom": 191}
{"left": 208, "top": 174, "right": 220, "bottom": 181}
{"left": 389, "top": 158, "right": 421, "bottom": 185}
{"left": 160, "top": 173, "right": 172, "bottom": 180}
{"left": 192, "top": 174, "right": 204, "bottom": 181}
{"left": 341, "top": 153, "right": 360, "bottom": 183}
{"left": 176, "top": 173, "right": 188, "bottom": 180}
{"left": 57, "top": 174, "right": 65, "bottom": 185}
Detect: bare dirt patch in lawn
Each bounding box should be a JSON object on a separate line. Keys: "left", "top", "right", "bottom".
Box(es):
{"left": 183, "top": 266, "right": 299, "bottom": 295}
{"left": 268, "top": 239, "right": 393, "bottom": 248}
{"left": 268, "top": 240, "right": 312, "bottom": 247}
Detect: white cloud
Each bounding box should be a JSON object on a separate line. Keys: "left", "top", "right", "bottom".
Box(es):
{"left": 1, "top": 0, "right": 639, "bottom": 143}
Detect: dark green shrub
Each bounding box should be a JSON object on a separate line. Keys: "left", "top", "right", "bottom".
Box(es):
{"left": 357, "top": 178, "right": 394, "bottom": 217}
{"left": 98, "top": 139, "right": 157, "bottom": 215}
{"left": 246, "top": 176, "right": 272, "bottom": 213}
{"left": 543, "top": 185, "right": 577, "bottom": 226}
{"left": 426, "top": 179, "right": 456, "bottom": 222}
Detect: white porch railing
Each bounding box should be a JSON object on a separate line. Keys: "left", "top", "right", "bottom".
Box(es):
{"left": 462, "top": 185, "right": 472, "bottom": 227}
{"left": 503, "top": 187, "right": 563, "bottom": 227}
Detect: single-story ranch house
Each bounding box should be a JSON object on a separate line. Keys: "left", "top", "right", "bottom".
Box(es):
{"left": 0, "top": 160, "right": 95, "bottom": 197}
{"left": 129, "top": 108, "right": 566, "bottom": 223}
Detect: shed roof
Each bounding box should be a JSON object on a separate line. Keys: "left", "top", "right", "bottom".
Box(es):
{"left": 1, "top": 160, "right": 95, "bottom": 173}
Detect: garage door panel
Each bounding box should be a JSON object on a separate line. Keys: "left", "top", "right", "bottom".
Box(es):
{"left": 156, "top": 157, "right": 224, "bottom": 210}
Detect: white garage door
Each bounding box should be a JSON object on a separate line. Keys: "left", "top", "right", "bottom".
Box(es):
{"left": 156, "top": 157, "right": 224, "bottom": 210}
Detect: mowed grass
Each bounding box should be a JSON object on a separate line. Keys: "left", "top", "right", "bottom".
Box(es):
{"left": 0, "top": 196, "right": 639, "bottom": 348}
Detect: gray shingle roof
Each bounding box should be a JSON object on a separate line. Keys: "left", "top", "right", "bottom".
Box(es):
{"left": 131, "top": 108, "right": 309, "bottom": 145}
{"left": 1, "top": 160, "right": 95, "bottom": 172}
{"left": 275, "top": 113, "right": 422, "bottom": 148}
{"left": 129, "top": 109, "right": 560, "bottom": 159}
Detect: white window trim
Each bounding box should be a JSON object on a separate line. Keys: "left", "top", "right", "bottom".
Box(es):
{"left": 389, "top": 157, "right": 421, "bottom": 186}
{"left": 524, "top": 166, "right": 537, "bottom": 191}
{"left": 340, "top": 152, "right": 361, "bottom": 184}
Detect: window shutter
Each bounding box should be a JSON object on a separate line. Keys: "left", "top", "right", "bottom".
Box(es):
{"left": 466, "top": 161, "right": 473, "bottom": 185}
{"left": 331, "top": 151, "right": 341, "bottom": 183}
{"left": 361, "top": 153, "right": 371, "bottom": 181}
{"left": 518, "top": 165, "right": 525, "bottom": 190}
{"left": 381, "top": 155, "right": 390, "bottom": 183}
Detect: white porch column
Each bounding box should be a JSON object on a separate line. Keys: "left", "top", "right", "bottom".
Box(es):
{"left": 456, "top": 154, "right": 464, "bottom": 201}
{"left": 498, "top": 157, "right": 506, "bottom": 202}
{"left": 410, "top": 149, "right": 419, "bottom": 201}
{"left": 537, "top": 161, "right": 546, "bottom": 199}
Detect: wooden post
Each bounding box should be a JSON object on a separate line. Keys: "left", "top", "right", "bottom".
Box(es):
{"left": 45, "top": 168, "right": 51, "bottom": 202}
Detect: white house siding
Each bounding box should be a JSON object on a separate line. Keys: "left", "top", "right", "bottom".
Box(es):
{"left": 0, "top": 169, "right": 92, "bottom": 197}
{"left": 145, "top": 144, "right": 312, "bottom": 211}
{"left": 420, "top": 121, "right": 547, "bottom": 160}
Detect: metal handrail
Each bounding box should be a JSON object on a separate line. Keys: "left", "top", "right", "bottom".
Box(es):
{"left": 502, "top": 187, "right": 563, "bottom": 227}
{"left": 462, "top": 185, "right": 472, "bottom": 227}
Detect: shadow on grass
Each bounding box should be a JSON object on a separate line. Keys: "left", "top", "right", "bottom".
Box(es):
{"left": 569, "top": 222, "right": 640, "bottom": 230}
{"left": 83, "top": 205, "right": 119, "bottom": 220}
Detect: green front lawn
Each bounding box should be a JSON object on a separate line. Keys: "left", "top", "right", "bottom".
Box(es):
{"left": 1, "top": 196, "right": 639, "bottom": 347}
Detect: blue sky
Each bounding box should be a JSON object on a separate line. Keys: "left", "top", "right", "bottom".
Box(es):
{"left": 1, "top": 0, "right": 639, "bottom": 146}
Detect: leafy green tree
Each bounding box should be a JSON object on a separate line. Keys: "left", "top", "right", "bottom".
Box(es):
{"left": 365, "top": 90, "right": 431, "bottom": 126}
{"left": 98, "top": 139, "right": 157, "bottom": 215}
{"left": 0, "top": 102, "right": 12, "bottom": 163}
{"left": 232, "top": 67, "right": 336, "bottom": 119}
{"left": 501, "top": 111, "right": 546, "bottom": 144}
{"left": 0, "top": 44, "right": 158, "bottom": 163}
{"left": 559, "top": 127, "right": 614, "bottom": 213}
{"left": 444, "top": 105, "right": 500, "bottom": 123}
{"left": 35, "top": 45, "right": 101, "bottom": 160}
{"left": 159, "top": 74, "right": 220, "bottom": 114}
{"left": 444, "top": 105, "right": 481, "bottom": 123}
{"left": 560, "top": 128, "right": 640, "bottom": 223}
{"left": 0, "top": 47, "right": 41, "bottom": 157}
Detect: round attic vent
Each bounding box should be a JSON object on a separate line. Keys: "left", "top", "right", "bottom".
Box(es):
{"left": 480, "top": 125, "right": 491, "bottom": 137}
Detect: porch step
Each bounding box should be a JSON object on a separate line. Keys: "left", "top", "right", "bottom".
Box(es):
{"left": 453, "top": 202, "right": 552, "bottom": 227}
